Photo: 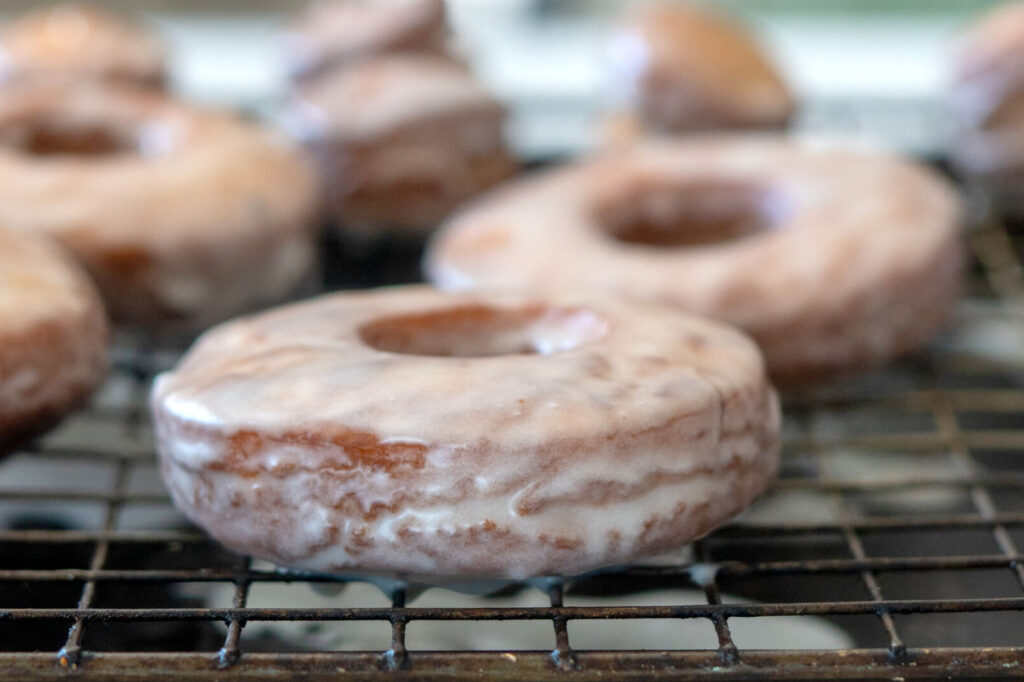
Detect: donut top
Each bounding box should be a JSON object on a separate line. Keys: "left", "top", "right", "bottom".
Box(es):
{"left": 287, "top": 53, "right": 503, "bottom": 143}
{"left": 427, "top": 137, "right": 962, "bottom": 334}
{"left": 0, "top": 3, "right": 165, "bottom": 87}
{"left": 0, "top": 80, "right": 316, "bottom": 246}
{"left": 153, "top": 287, "right": 772, "bottom": 476}
{"left": 284, "top": 0, "right": 447, "bottom": 80}
{"left": 0, "top": 228, "right": 102, "bottom": 336}
{"left": 606, "top": 3, "right": 794, "bottom": 131}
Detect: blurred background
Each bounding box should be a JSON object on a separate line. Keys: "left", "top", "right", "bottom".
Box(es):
{"left": 0, "top": 0, "right": 1010, "bottom": 157}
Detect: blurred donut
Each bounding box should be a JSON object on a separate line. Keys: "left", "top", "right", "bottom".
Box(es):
{"left": 426, "top": 137, "right": 964, "bottom": 386}
{"left": 284, "top": 0, "right": 447, "bottom": 82}
{"left": 950, "top": 1, "right": 1024, "bottom": 187}
{"left": 0, "top": 3, "right": 165, "bottom": 89}
{"left": 0, "top": 80, "right": 319, "bottom": 334}
{"left": 0, "top": 227, "right": 107, "bottom": 455}
{"left": 604, "top": 2, "right": 794, "bottom": 139}
{"left": 286, "top": 53, "right": 515, "bottom": 239}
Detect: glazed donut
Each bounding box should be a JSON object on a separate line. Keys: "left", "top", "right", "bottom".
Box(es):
{"left": 426, "top": 137, "right": 965, "bottom": 387}
{"left": 0, "top": 3, "right": 165, "bottom": 89}
{"left": 151, "top": 286, "right": 780, "bottom": 580}
{"left": 950, "top": 2, "right": 1024, "bottom": 184}
{"left": 286, "top": 53, "right": 515, "bottom": 238}
{"left": 604, "top": 2, "right": 794, "bottom": 137}
{"left": 0, "top": 227, "right": 107, "bottom": 455}
{"left": 0, "top": 80, "right": 319, "bottom": 334}
{"left": 284, "top": 0, "right": 447, "bottom": 82}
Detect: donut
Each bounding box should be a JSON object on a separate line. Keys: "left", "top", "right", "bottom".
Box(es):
{"left": 0, "top": 80, "right": 320, "bottom": 334}
{"left": 151, "top": 286, "right": 780, "bottom": 579}
{"left": 426, "top": 137, "right": 965, "bottom": 387}
{"left": 950, "top": 2, "right": 1024, "bottom": 184}
{"left": 604, "top": 2, "right": 794, "bottom": 138}
{"left": 284, "top": 0, "right": 447, "bottom": 82}
{"left": 0, "top": 226, "right": 107, "bottom": 455}
{"left": 285, "top": 53, "right": 515, "bottom": 238}
{"left": 0, "top": 3, "right": 165, "bottom": 89}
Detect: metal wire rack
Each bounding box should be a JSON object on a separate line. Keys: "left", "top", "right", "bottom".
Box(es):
{"left": 3, "top": 102, "right": 1024, "bottom": 681}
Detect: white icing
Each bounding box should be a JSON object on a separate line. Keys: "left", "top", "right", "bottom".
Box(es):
{"left": 163, "top": 443, "right": 775, "bottom": 580}
{"left": 152, "top": 287, "right": 779, "bottom": 579}
{"left": 687, "top": 562, "right": 719, "bottom": 588}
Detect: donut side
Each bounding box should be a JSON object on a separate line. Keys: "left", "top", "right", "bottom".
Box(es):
{"left": 753, "top": 218, "right": 964, "bottom": 386}
{"left": 156, "top": 425, "right": 778, "bottom": 580}
{"left": 741, "top": 159, "right": 964, "bottom": 385}
{"left": 0, "top": 229, "right": 108, "bottom": 455}
{"left": 153, "top": 377, "right": 779, "bottom": 578}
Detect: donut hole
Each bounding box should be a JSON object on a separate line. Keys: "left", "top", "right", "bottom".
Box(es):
{"left": 0, "top": 118, "right": 145, "bottom": 157}
{"left": 596, "top": 178, "right": 785, "bottom": 248}
{"left": 359, "top": 304, "right": 608, "bottom": 357}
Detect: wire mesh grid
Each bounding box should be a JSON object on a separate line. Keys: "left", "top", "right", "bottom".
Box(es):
{"left": 3, "top": 103, "right": 1024, "bottom": 680}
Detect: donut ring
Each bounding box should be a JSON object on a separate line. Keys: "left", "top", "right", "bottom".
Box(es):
{"left": 426, "top": 137, "right": 965, "bottom": 386}
{"left": 604, "top": 3, "right": 794, "bottom": 136}
{"left": 284, "top": 0, "right": 447, "bottom": 82}
{"left": 151, "top": 286, "right": 780, "bottom": 579}
{"left": 0, "top": 227, "right": 107, "bottom": 455}
{"left": 0, "top": 81, "right": 319, "bottom": 333}
{"left": 0, "top": 3, "right": 165, "bottom": 89}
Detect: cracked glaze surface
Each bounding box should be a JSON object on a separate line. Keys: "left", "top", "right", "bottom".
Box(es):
{"left": 152, "top": 286, "right": 779, "bottom": 580}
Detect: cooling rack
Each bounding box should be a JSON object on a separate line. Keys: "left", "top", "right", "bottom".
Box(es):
{"left": 3, "top": 102, "right": 1024, "bottom": 681}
